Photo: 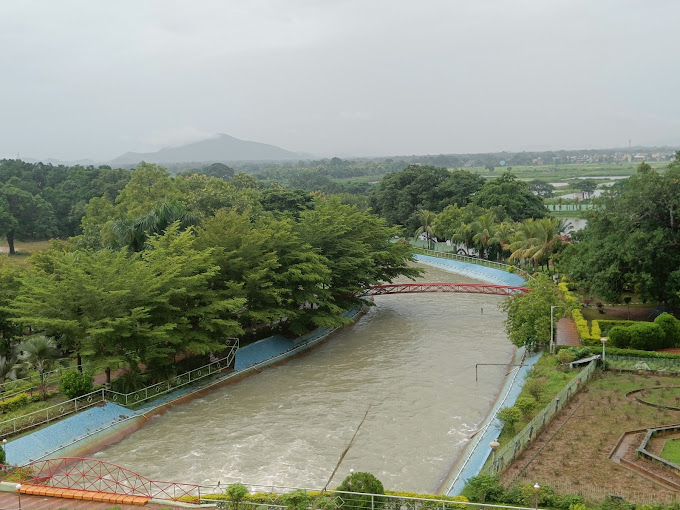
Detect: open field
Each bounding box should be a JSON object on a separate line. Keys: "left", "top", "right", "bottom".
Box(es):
{"left": 500, "top": 371, "right": 680, "bottom": 502}
{"left": 0, "top": 239, "right": 53, "bottom": 265}
{"left": 452, "top": 161, "right": 667, "bottom": 180}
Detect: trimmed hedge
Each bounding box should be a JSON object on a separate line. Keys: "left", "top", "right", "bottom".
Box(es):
{"left": 0, "top": 393, "right": 29, "bottom": 414}
{"left": 607, "top": 313, "right": 680, "bottom": 351}
{"left": 572, "top": 309, "right": 600, "bottom": 345}
{"left": 596, "top": 320, "right": 637, "bottom": 336}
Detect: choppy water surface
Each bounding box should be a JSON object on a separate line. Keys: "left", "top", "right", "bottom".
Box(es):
{"left": 94, "top": 265, "right": 514, "bottom": 493}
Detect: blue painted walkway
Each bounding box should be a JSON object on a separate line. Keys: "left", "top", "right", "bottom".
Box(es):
{"left": 414, "top": 255, "right": 527, "bottom": 287}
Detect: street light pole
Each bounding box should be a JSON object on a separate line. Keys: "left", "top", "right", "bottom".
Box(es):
{"left": 16, "top": 484, "right": 22, "bottom": 510}
{"left": 550, "top": 306, "right": 557, "bottom": 355}
{"left": 533, "top": 483, "right": 540, "bottom": 510}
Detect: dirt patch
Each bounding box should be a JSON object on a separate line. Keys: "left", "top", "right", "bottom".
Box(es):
{"left": 500, "top": 371, "right": 680, "bottom": 503}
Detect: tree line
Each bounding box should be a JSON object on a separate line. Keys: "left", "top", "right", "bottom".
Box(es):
{"left": 0, "top": 162, "right": 419, "bottom": 390}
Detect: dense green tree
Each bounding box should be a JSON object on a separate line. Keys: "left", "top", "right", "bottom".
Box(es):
{"left": 260, "top": 185, "right": 314, "bottom": 218}
{"left": 576, "top": 179, "right": 597, "bottom": 199}
{"left": 203, "top": 162, "right": 235, "bottom": 180}
{"left": 500, "top": 274, "right": 561, "bottom": 348}
{"left": 115, "top": 162, "right": 179, "bottom": 216}
{"left": 528, "top": 180, "right": 555, "bottom": 198}
{"left": 0, "top": 183, "right": 58, "bottom": 254}
{"left": 414, "top": 209, "right": 436, "bottom": 249}
{"left": 297, "top": 198, "right": 420, "bottom": 310}
{"left": 0, "top": 260, "right": 24, "bottom": 354}
{"left": 369, "top": 165, "right": 483, "bottom": 232}
{"left": 561, "top": 162, "right": 680, "bottom": 304}
{"left": 508, "top": 217, "right": 566, "bottom": 271}
{"left": 472, "top": 173, "right": 546, "bottom": 221}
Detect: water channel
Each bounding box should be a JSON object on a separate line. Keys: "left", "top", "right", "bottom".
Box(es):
{"left": 93, "top": 264, "right": 515, "bottom": 493}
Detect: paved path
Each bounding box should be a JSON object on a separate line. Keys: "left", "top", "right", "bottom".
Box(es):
{"left": 555, "top": 317, "right": 581, "bottom": 346}
{"left": 0, "top": 491, "right": 191, "bottom": 509}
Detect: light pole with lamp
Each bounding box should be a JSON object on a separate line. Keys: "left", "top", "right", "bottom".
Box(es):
{"left": 601, "top": 337, "right": 608, "bottom": 369}
{"left": 489, "top": 440, "right": 500, "bottom": 473}
{"left": 533, "top": 483, "right": 540, "bottom": 510}
{"left": 550, "top": 306, "right": 557, "bottom": 354}
{"left": 16, "top": 483, "right": 22, "bottom": 510}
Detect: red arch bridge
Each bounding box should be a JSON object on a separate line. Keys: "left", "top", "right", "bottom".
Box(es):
{"left": 363, "top": 282, "right": 529, "bottom": 296}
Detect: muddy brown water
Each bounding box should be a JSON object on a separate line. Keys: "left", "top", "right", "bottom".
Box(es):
{"left": 92, "top": 264, "right": 515, "bottom": 493}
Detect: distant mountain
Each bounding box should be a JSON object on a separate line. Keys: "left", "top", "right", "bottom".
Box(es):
{"left": 109, "top": 134, "right": 303, "bottom": 165}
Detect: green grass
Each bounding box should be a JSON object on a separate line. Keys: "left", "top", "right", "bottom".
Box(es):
{"left": 660, "top": 438, "right": 680, "bottom": 465}
{"left": 0, "top": 239, "right": 53, "bottom": 265}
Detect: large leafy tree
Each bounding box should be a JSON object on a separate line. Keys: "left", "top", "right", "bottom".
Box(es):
{"left": 500, "top": 274, "right": 561, "bottom": 348}
{"left": 472, "top": 172, "right": 547, "bottom": 221}
{"left": 369, "top": 165, "right": 484, "bottom": 232}
{"left": 0, "top": 183, "right": 58, "bottom": 254}
{"left": 297, "top": 198, "right": 420, "bottom": 310}
{"left": 562, "top": 158, "right": 680, "bottom": 304}
{"left": 115, "top": 162, "right": 179, "bottom": 216}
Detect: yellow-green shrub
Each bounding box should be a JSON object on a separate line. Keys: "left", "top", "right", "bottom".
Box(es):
{"left": 571, "top": 309, "right": 600, "bottom": 345}
{"left": 0, "top": 393, "right": 29, "bottom": 414}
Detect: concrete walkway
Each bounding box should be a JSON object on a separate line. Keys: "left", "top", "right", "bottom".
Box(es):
{"left": 0, "top": 491, "right": 193, "bottom": 509}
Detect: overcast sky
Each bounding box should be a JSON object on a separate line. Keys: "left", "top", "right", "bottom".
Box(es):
{"left": 1, "top": 0, "right": 678, "bottom": 162}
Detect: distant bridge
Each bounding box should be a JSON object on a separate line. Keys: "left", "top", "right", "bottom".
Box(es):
{"left": 364, "top": 282, "right": 529, "bottom": 296}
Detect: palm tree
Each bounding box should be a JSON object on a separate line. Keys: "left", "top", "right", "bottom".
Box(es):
{"left": 451, "top": 222, "right": 475, "bottom": 256}
{"left": 19, "top": 336, "right": 59, "bottom": 400}
{"left": 0, "top": 352, "right": 19, "bottom": 397}
{"left": 508, "top": 217, "right": 566, "bottom": 272}
{"left": 415, "top": 209, "right": 436, "bottom": 250}
{"left": 489, "top": 221, "right": 516, "bottom": 262}
{"left": 471, "top": 212, "right": 497, "bottom": 259}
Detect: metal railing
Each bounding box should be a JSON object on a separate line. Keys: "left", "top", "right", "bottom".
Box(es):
{"left": 104, "top": 340, "right": 239, "bottom": 407}
{"left": 0, "top": 389, "right": 106, "bottom": 438}
{"left": 0, "top": 340, "right": 239, "bottom": 437}
{"left": 483, "top": 361, "right": 598, "bottom": 477}
{"left": 513, "top": 474, "right": 678, "bottom": 505}
{"left": 201, "top": 482, "right": 541, "bottom": 510}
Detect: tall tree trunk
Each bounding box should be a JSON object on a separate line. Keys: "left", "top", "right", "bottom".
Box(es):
{"left": 7, "top": 232, "right": 15, "bottom": 255}
{"left": 77, "top": 352, "right": 83, "bottom": 373}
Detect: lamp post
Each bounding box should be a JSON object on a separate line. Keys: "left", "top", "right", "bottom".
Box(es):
{"left": 489, "top": 440, "right": 500, "bottom": 472}
{"left": 601, "top": 337, "right": 608, "bottom": 368}
{"left": 533, "top": 483, "right": 540, "bottom": 510}
{"left": 16, "top": 483, "right": 22, "bottom": 510}
{"left": 550, "top": 306, "right": 557, "bottom": 354}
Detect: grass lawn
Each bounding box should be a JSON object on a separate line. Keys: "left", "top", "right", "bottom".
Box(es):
{"left": 500, "top": 370, "right": 680, "bottom": 502}
{"left": 0, "top": 239, "right": 54, "bottom": 265}
{"left": 660, "top": 438, "right": 680, "bottom": 465}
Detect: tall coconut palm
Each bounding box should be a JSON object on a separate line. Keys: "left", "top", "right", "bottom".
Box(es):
{"left": 508, "top": 217, "right": 566, "bottom": 272}
{"left": 19, "top": 336, "right": 59, "bottom": 400}
{"left": 451, "top": 222, "right": 475, "bottom": 256}
{"left": 414, "top": 209, "right": 436, "bottom": 250}
{"left": 471, "top": 212, "right": 497, "bottom": 259}
{"left": 489, "top": 221, "right": 516, "bottom": 261}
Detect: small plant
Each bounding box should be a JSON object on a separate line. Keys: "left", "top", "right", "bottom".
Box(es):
{"left": 225, "top": 483, "right": 249, "bottom": 510}
{"left": 336, "top": 472, "right": 385, "bottom": 510}
{"left": 523, "top": 378, "right": 545, "bottom": 401}
{"left": 59, "top": 370, "right": 94, "bottom": 399}
{"left": 515, "top": 397, "right": 538, "bottom": 418}
{"left": 283, "top": 489, "right": 310, "bottom": 510}
{"left": 497, "top": 406, "right": 522, "bottom": 432}
{"left": 556, "top": 350, "right": 575, "bottom": 365}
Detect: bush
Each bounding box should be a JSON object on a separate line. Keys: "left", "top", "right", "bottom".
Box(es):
{"left": 283, "top": 490, "right": 310, "bottom": 510}
{"left": 629, "top": 322, "right": 665, "bottom": 351}
{"left": 609, "top": 326, "right": 632, "bottom": 348}
{"left": 336, "top": 472, "right": 385, "bottom": 510}
{"left": 225, "top": 483, "right": 249, "bottom": 510}
{"left": 59, "top": 371, "right": 94, "bottom": 399}
{"left": 515, "top": 397, "right": 538, "bottom": 418}
{"left": 523, "top": 377, "right": 545, "bottom": 401}
{"left": 598, "top": 320, "right": 636, "bottom": 336}
{"left": 0, "top": 393, "right": 29, "bottom": 414}
{"left": 556, "top": 350, "right": 575, "bottom": 364}
{"left": 460, "top": 474, "right": 505, "bottom": 503}
{"left": 572, "top": 309, "right": 600, "bottom": 345}
{"left": 497, "top": 406, "right": 522, "bottom": 432}
{"left": 655, "top": 313, "right": 680, "bottom": 348}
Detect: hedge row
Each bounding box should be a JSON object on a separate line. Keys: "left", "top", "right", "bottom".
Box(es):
{"left": 609, "top": 313, "right": 680, "bottom": 351}
{"left": 560, "top": 344, "right": 680, "bottom": 360}
{"left": 595, "top": 319, "right": 637, "bottom": 336}
{"left": 558, "top": 282, "right": 602, "bottom": 344}
{"left": 0, "top": 393, "right": 29, "bottom": 414}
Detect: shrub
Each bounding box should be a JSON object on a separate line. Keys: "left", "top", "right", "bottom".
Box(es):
{"left": 556, "top": 350, "right": 575, "bottom": 364}
{"left": 655, "top": 313, "right": 680, "bottom": 348}
{"left": 572, "top": 309, "right": 600, "bottom": 345}
{"left": 110, "top": 368, "right": 147, "bottom": 394}
{"left": 225, "top": 483, "right": 249, "bottom": 510}
{"left": 497, "top": 406, "right": 522, "bottom": 432}
{"left": 336, "top": 472, "right": 385, "bottom": 510}
{"left": 283, "top": 490, "right": 310, "bottom": 510}
{"left": 524, "top": 377, "right": 545, "bottom": 401}
{"left": 609, "top": 326, "right": 631, "bottom": 348}
{"left": 598, "top": 320, "right": 636, "bottom": 336}
{"left": 460, "top": 474, "right": 505, "bottom": 503}
{"left": 59, "top": 371, "right": 94, "bottom": 399}
{"left": 629, "top": 322, "right": 665, "bottom": 351}
{"left": 507, "top": 265, "right": 515, "bottom": 273}
{"left": 0, "top": 393, "right": 29, "bottom": 414}
{"left": 515, "top": 397, "right": 538, "bottom": 418}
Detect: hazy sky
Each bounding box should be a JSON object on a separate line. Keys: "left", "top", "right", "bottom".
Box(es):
{"left": 1, "top": 0, "right": 679, "bottom": 162}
